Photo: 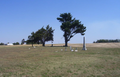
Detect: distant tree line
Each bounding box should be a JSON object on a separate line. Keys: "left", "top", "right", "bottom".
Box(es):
{"left": 0, "top": 43, "right": 4, "bottom": 45}
{"left": 13, "top": 42, "right": 20, "bottom": 45}
{"left": 93, "top": 39, "right": 120, "bottom": 43}
{"left": 0, "top": 42, "right": 20, "bottom": 45}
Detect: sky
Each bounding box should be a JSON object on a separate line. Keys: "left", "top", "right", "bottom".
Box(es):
{"left": 0, "top": 0, "right": 120, "bottom": 44}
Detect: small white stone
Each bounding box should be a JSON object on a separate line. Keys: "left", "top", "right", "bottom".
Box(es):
{"left": 29, "top": 48, "right": 30, "bottom": 49}
{"left": 61, "top": 49, "right": 63, "bottom": 51}
{"left": 75, "top": 50, "right": 78, "bottom": 52}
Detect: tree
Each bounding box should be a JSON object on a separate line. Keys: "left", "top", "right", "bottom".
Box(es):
{"left": 57, "top": 13, "right": 86, "bottom": 46}
{"left": 27, "top": 32, "right": 35, "bottom": 47}
{"left": 21, "top": 39, "right": 25, "bottom": 45}
{"left": 0, "top": 42, "right": 4, "bottom": 45}
{"left": 27, "top": 25, "right": 54, "bottom": 47}
{"left": 13, "top": 42, "right": 20, "bottom": 45}
{"left": 35, "top": 25, "right": 54, "bottom": 46}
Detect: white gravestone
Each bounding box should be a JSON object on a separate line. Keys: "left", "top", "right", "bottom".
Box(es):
{"left": 75, "top": 48, "right": 78, "bottom": 52}
{"left": 82, "top": 37, "right": 87, "bottom": 50}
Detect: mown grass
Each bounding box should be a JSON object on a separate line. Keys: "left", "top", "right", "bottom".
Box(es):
{"left": 0, "top": 46, "right": 120, "bottom": 77}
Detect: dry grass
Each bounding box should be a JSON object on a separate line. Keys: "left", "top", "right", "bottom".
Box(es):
{"left": 41, "top": 43, "right": 120, "bottom": 48}
{"left": 0, "top": 45, "right": 120, "bottom": 77}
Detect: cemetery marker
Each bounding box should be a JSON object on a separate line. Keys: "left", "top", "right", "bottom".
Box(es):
{"left": 82, "top": 37, "right": 87, "bottom": 50}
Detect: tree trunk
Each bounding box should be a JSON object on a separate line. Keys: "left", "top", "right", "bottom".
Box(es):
{"left": 65, "top": 40, "right": 68, "bottom": 47}
{"left": 32, "top": 41, "right": 33, "bottom": 47}
{"left": 65, "top": 36, "right": 68, "bottom": 47}
{"left": 42, "top": 42, "right": 45, "bottom": 46}
{"left": 64, "top": 31, "right": 68, "bottom": 47}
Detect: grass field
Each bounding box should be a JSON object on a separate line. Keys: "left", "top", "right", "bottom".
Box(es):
{"left": 0, "top": 45, "right": 120, "bottom": 77}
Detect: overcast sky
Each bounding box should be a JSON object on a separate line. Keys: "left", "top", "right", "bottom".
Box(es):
{"left": 0, "top": 0, "right": 120, "bottom": 44}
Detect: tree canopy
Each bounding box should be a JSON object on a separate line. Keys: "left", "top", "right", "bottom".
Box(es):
{"left": 13, "top": 42, "right": 20, "bottom": 45}
{"left": 27, "top": 25, "right": 54, "bottom": 46}
{"left": 57, "top": 13, "right": 86, "bottom": 46}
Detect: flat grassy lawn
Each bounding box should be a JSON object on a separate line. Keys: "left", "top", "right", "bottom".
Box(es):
{"left": 0, "top": 46, "right": 120, "bottom": 77}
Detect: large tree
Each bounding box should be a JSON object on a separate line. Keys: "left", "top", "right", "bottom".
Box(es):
{"left": 35, "top": 25, "right": 54, "bottom": 46}
{"left": 27, "top": 25, "right": 54, "bottom": 47}
{"left": 57, "top": 13, "right": 86, "bottom": 46}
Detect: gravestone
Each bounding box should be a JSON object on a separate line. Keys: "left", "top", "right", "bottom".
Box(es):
{"left": 82, "top": 37, "right": 87, "bottom": 50}
{"left": 75, "top": 48, "right": 78, "bottom": 52}
{"left": 76, "top": 48, "right": 77, "bottom": 50}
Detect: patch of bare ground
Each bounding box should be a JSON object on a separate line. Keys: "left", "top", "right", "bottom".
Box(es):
{"left": 68, "top": 43, "right": 120, "bottom": 48}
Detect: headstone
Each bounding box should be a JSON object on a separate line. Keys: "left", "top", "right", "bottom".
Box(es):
{"left": 75, "top": 48, "right": 78, "bottom": 52}
{"left": 82, "top": 37, "right": 87, "bottom": 50}
{"left": 76, "top": 48, "right": 77, "bottom": 50}
{"left": 75, "top": 50, "right": 78, "bottom": 52}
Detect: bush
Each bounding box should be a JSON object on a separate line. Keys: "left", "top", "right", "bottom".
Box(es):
{"left": 94, "top": 39, "right": 120, "bottom": 43}
{"left": 0, "top": 43, "right": 4, "bottom": 45}
{"left": 13, "top": 42, "right": 20, "bottom": 45}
